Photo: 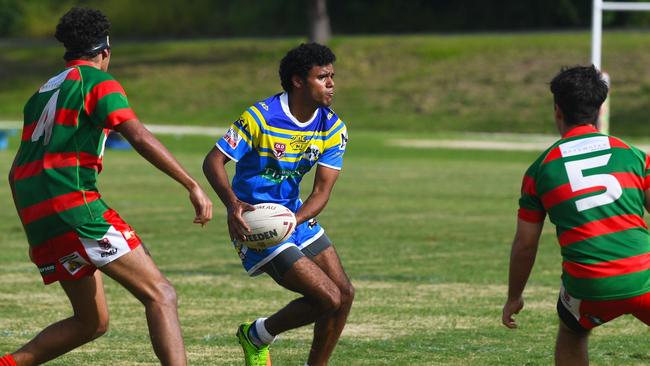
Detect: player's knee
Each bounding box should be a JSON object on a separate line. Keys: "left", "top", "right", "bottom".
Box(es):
{"left": 319, "top": 286, "right": 342, "bottom": 314}
{"left": 151, "top": 280, "right": 178, "bottom": 307}
{"left": 140, "top": 278, "right": 178, "bottom": 308}
{"left": 339, "top": 281, "right": 355, "bottom": 306}
{"left": 74, "top": 314, "right": 109, "bottom": 340}
{"left": 93, "top": 317, "right": 109, "bottom": 339}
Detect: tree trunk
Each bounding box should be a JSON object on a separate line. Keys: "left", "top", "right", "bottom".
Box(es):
{"left": 309, "top": 0, "right": 331, "bottom": 44}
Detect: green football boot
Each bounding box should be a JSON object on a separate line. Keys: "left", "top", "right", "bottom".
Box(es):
{"left": 236, "top": 322, "right": 272, "bottom": 366}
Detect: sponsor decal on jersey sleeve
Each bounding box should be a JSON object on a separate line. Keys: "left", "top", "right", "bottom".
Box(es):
{"left": 339, "top": 129, "right": 348, "bottom": 150}
{"left": 224, "top": 127, "right": 242, "bottom": 149}
{"left": 304, "top": 145, "right": 321, "bottom": 161}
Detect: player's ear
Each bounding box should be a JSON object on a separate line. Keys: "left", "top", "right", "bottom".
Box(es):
{"left": 291, "top": 74, "right": 304, "bottom": 90}
{"left": 554, "top": 104, "right": 564, "bottom": 122}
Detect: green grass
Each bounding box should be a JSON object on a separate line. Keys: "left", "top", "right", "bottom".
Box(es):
{"left": 1, "top": 131, "right": 650, "bottom": 365}
{"left": 2, "top": 32, "right": 650, "bottom": 135}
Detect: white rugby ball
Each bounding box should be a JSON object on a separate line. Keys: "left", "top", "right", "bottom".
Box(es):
{"left": 239, "top": 203, "right": 296, "bottom": 250}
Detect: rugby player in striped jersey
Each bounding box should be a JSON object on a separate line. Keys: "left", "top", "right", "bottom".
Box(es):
{"left": 502, "top": 65, "right": 650, "bottom": 365}
{"left": 1, "top": 8, "right": 212, "bottom": 366}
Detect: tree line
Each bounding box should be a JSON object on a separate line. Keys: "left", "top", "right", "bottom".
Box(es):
{"left": 2, "top": 0, "right": 650, "bottom": 38}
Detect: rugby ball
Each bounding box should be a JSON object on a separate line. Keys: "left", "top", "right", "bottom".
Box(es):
{"left": 239, "top": 203, "right": 296, "bottom": 250}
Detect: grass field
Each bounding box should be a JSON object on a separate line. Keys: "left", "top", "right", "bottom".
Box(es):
{"left": 2, "top": 32, "right": 650, "bottom": 135}
{"left": 1, "top": 131, "right": 650, "bottom": 366}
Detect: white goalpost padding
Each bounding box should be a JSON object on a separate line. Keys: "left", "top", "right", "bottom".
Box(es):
{"left": 591, "top": 0, "right": 650, "bottom": 133}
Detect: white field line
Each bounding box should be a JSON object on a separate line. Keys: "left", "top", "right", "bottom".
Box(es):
{"left": 0, "top": 120, "right": 225, "bottom": 136}
{"left": 3, "top": 120, "right": 649, "bottom": 152}
{"left": 388, "top": 138, "right": 650, "bottom": 153}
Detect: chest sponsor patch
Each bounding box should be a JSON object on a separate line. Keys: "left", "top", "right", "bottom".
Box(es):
{"left": 290, "top": 135, "right": 309, "bottom": 150}
{"left": 273, "top": 142, "right": 286, "bottom": 158}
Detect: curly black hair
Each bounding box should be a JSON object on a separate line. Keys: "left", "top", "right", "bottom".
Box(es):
{"left": 55, "top": 7, "right": 111, "bottom": 61}
{"left": 279, "top": 43, "right": 336, "bottom": 93}
{"left": 550, "top": 65, "right": 608, "bottom": 126}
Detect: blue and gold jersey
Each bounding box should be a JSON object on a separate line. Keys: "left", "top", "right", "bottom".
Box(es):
{"left": 216, "top": 92, "right": 348, "bottom": 211}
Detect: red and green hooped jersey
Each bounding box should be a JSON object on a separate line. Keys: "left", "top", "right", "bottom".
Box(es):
{"left": 519, "top": 125, "right": 650, "bottom": 300}
{"left": 10, "top": 60, "right": 137, "bottom": 247}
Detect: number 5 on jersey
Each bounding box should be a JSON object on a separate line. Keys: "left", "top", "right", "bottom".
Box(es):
{"left": 565, "top": 153, "right": 623, "bottom": 212}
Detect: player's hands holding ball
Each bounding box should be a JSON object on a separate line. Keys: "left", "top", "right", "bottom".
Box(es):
{"left": 227, "top": 199, "right": 256, "bottom": 241}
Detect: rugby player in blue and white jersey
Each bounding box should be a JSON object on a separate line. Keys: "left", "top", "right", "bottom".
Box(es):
{"left": 203, "top": 43, "right": 354, "bottom": 366}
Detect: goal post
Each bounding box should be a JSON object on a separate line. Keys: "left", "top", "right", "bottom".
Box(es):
{"left": 591, "top": 0, "right": 650, "bottom": 134}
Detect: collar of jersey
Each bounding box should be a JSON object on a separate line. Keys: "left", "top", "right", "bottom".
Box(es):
{"left": 280, "top": 92, "right": 318, "bottom": 128}
{"left": 65, "top": 60, "right": 98, "bottom": 68}
{"left": 562, "top": 124, "right": 599, "bottom": 139}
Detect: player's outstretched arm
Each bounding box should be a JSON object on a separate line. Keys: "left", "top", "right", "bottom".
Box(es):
{"left": 202, "top": 147, "right": 255, "bottom": 241}
{"left": 114, "top": 119, "right": 212, "bottom": 225}
{"left": 295, "top": 164, "right": 340, "bottom": 226}
{"left": 502, "top": 218, "right": 544, "bottom": 329}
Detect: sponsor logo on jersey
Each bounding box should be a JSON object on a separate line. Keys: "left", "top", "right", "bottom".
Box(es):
{"left": 38, "top": 263, "right": 56, "bottom": 275}
{"left": 339, "top": 130, "right": 348, "bottom": 150}
{"left": 245, "top": 229, "right": 278, "bottom": 242}
{"left": 259, "top": 102, "right": 269, "bottom": 111}
{"left": 234, "top": 117, "right": 247, "bottom": 132}
{"left": 304, "top": 145, "right": 321, "bottom": 161}
{"left": 260, "top": 166, "right": 311, "bottom": 183}
{"left": 59, "top": 252, "right": 89, "bottom": 275}
{"left": 290, "top": 135, "right": 309, "bottom": 150}
{"left": 224, "top": 127, "right": 242, "bottom": 148}
{"left": 327, "top": 111, "right": 334, "bottom": 120}
{"left": 273, "top": 142, "right": 286, "bottom": 158}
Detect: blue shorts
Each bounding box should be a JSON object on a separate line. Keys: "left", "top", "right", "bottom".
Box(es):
{"left": 233, "top": 219, "right": 324, "bottom": 276}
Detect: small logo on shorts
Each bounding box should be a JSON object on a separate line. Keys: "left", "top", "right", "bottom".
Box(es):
{"left": 308, "top": 218, "right": 318, "bottom": 228}
{"left": 97, "top": 238, "right": 111, "bottom": 250}
{"left": 97, "top": 238, "right": 119, "bottom": 258}
{"left": 123, "top": 230, "right": 135, "bottom": 240}
{"left": 233, "top": 240, "right": 247, "bottom": 260}
{"left": 38, "top": 263, "right": 56, "bottom": 275}
{"left": 60, "top": 252, "right": 89, "bottom": 275}
{"left": 586, "top": 314, "right": 604, "bottom": 326}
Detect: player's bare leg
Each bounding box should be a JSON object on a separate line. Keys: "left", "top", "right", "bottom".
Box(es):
{"left": 307, "top": 246, "right": 354, "bottom": 366}
{"left": 554, "top": 320, "right": 589, "bottom": 366}
{"left": 264, "top": 257, "right": 342, "bottom": 334}
{"left": 101, "top": 245, "right": 187, "bottom": 366}
{"left": 11, "top": 271, "right": 109, "bottom": 366}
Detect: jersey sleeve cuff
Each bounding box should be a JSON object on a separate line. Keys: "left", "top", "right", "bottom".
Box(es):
{"left": 518, "top": 208, "right": 546, "bottom": 223}
{"left": 317, "top": 162, "right": 342, "bottom": 170}
{"left": 216, "top": 142, "right": 239, "bottom": 162}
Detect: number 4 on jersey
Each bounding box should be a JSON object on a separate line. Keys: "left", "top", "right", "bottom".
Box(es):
{"left": 564, "top": 153, "right": 623, "bottom": 212}
{"left": 31, "top": 89, "right": 60, "bottom": 145}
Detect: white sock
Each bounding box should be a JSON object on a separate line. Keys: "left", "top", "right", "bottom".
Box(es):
{"left": 254, "top": 317, "right": 276, "bottom": 345}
